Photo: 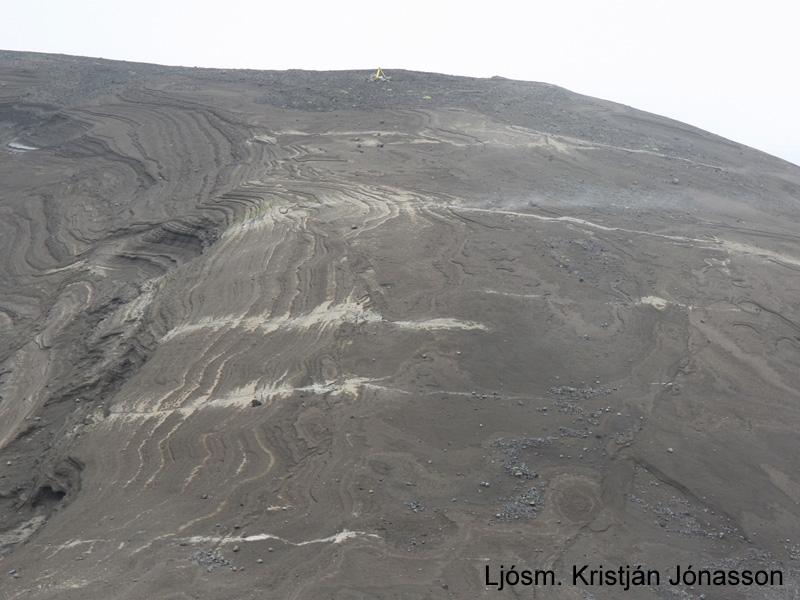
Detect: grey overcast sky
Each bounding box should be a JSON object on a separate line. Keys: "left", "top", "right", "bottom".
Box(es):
{"left": 3, "top": 0, "right": 799, "bottom": 165}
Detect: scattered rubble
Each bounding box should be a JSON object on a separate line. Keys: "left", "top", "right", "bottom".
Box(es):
{"left": 549, "top": 386, "right": 613, "bottom": 400}
{"left": 495, "top": 487, "right": 544, "bottom": 521}
{"left": 189, "top": 550, "right": 233, "bottom": 572}
{"left": 492, "top": 437, "right": 554, "bottom": 479}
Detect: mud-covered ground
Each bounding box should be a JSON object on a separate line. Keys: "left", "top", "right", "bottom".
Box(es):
{"left": 1, "top": 51, "right": 800, "bottom": 599}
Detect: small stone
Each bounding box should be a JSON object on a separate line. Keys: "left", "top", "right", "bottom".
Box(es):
{"left": 667, "top": 447, "right": 674, "bottom": 453}
{"left": 232, "top": 545, "right": 240, "bottom": 552}
{"left": 257, "top": 559, "right": 263, "bottom": 564}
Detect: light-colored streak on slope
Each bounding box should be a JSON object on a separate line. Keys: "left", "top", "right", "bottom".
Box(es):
{"left": 160, "top": 301, "right": 486, "bottom": 344}
{"left": 180, "top": 432, "right": 215, "bottom": 492}
{"left": 392, "top": 317, "right": 487, "bottom": 331}
{"left": 184, "top": 528, "right": 381, "bottom": 546}
{"left": 454, "top": 206, "right": 800, "bottom": 268}
{"left": 143, "top": 418, "right": 187, "bottom": 488}
{"left": 122, "top": 413, "right": 170, "bottom": 489}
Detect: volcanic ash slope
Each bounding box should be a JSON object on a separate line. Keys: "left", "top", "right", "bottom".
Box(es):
{"left": 1, "top": 52, "right": 800, "bottom": 599}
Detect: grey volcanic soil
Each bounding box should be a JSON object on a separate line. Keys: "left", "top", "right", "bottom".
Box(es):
{"left": 1, "top": 51, "right": 800, "bottom": 599}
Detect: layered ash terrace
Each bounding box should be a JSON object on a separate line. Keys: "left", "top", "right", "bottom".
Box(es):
{"left": 1, "top": 51, "right": 799, "bottom": 599}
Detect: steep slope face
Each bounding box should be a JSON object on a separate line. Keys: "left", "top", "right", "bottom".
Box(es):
{"left": 1, "top": 52, "right": 799, "bottom": 599}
